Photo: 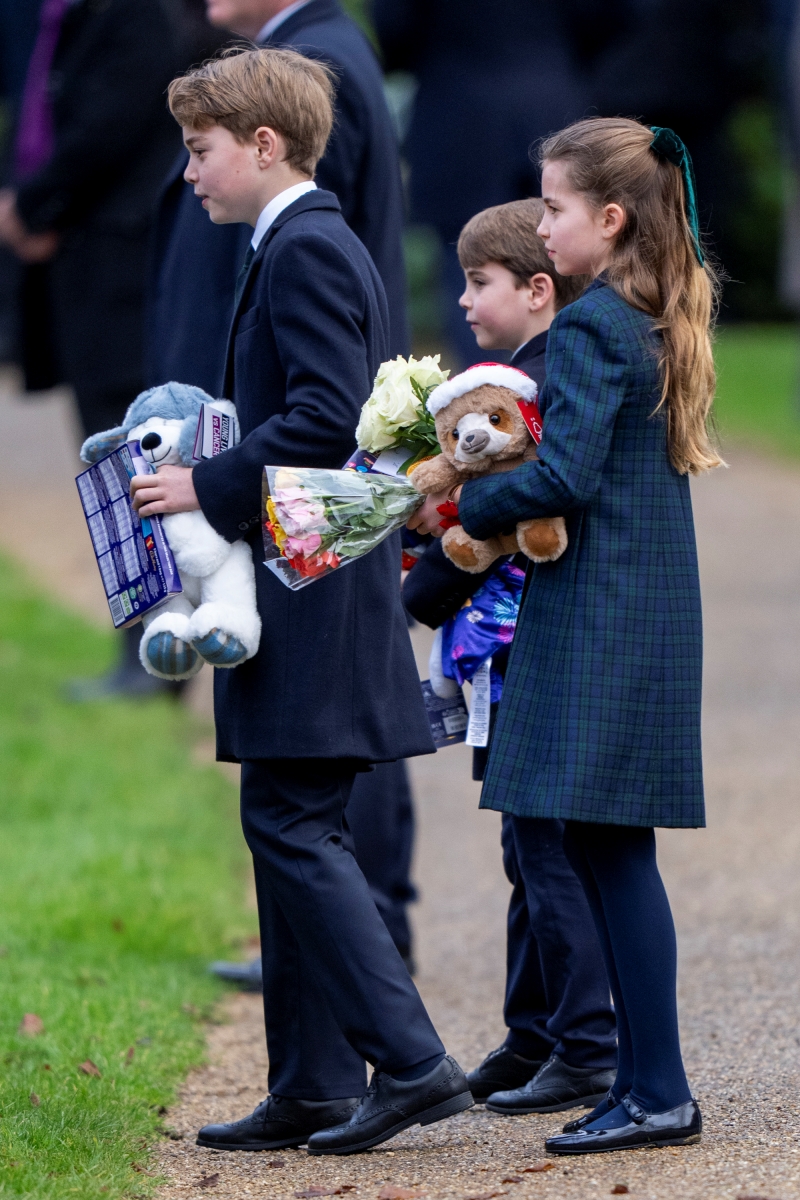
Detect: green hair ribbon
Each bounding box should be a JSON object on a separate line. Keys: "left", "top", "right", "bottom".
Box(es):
{"left": 649, "top": 126, "right": 704, "bottom": 266}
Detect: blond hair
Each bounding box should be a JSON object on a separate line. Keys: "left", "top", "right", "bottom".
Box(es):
{"left": 168, "top": 47, "right": 334, "bottom": 177}
{"left": 458, "top": 198, "right": 588, "bottom": 312}
{"left": 540, "top": 117, "right": 722, "bottom": 475}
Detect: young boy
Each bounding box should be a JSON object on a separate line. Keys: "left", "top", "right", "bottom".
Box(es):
{"left": 405, "top": 199, "right": 617, "bottom": 1114}
{"left": 132, "top": 47, "right": 472, "bottom": 1154}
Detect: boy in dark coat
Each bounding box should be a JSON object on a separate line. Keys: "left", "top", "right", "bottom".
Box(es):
{"left": 405, "top": 200, "right": 617, "bottom": 1115}
{"left": 131, "top": 46, "right": 472, "bottom": 1155}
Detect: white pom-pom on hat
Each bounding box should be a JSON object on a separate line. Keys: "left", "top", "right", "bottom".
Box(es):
{"left": 426, "top": 362, "right": 538, "bottom": 416}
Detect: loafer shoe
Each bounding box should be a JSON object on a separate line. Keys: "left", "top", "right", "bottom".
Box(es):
{"left": 466, "top": 1045, "right": 542, "bottom": 1102}
{"left": 196, "top": 1094, "right": 360, "bottom": 1151}
{"left": 545, "top": 1094, "right": 702, "bottom": 1155}
{"left": 307, "top": 1055, "right": 474, "bottom": 1155}
{"left": 486, "top": 1053, "right": 616, "bottom": 1114}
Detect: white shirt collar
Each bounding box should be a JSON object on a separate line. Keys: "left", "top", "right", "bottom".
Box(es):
{"left": 251, "top": 180, "right": 317, "bottom": 250}
{"left": 256, "top": 0, "right": 313, "bottom": 42}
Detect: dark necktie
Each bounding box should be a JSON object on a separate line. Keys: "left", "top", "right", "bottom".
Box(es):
{"left": 234, "top": 243, "right": 255, "bottom": 309}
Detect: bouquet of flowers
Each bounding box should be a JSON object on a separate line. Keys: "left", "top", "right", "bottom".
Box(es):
{"left": 261, "top": 356, "right": 450, "bottom": 590}
{"left": 352, "top": 354, "right": 449, "bottom": 475}
{"left": 262, "top": 466, "right": 423, "bottom": 590}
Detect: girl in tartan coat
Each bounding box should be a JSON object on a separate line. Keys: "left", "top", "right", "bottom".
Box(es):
{"left": 412, "top": 117, "right": 722, "bottom": 1155}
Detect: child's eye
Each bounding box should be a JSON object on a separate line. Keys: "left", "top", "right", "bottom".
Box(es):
{"left": 490, "top": 414, "right": 500, "bottom": 425}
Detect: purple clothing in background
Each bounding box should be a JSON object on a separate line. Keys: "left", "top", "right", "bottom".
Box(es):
{"left": 14, "top": 0, "right": 72, "bottom": 181}
{"left": 441, "top": 558, "right": 525, "bottom": 703}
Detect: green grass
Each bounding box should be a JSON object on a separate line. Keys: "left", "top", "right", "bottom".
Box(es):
{"left": 0, "top": 557, "right": 254, "bottom": 1197}
{"left": 714, "top": 324, "right": 800, "bottom": 458}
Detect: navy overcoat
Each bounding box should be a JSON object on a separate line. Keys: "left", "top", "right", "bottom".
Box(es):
{"left": 193, "top": 190, "right": 434, "bottom": 765}
{"left": 459, "top": 279, "right": 705, "bottom": 828}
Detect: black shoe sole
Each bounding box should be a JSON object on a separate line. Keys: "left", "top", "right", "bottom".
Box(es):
{"left": 196, "top": 1133, "right": 308, "bottom": 1151}
{"left": 307, "top": 1090, "right": 475, "bottom": 1156}
{"left": 545, "top": 1131, "right": 702, "bottom": 1156}
{"left": 486, "top": 1089, "right": 608, "bottom": 1116}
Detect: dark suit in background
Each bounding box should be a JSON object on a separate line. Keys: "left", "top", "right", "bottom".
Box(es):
{"left": 403, "top": 331, "right": 615, "bottom": 1077}
{"left": 14, "top": 0, "right": 183, "bottom": 434}
{"left": 587, "top": 0, "right": 767, "bottom": 316}
{"left": 147, "top": 0, "right": 409, "bottom": 396}
{"left": 372, "top": 0, "right": 591, "bottom": 367}
{"left": 193, "top": 189, "right": 440, "bottom": 1096}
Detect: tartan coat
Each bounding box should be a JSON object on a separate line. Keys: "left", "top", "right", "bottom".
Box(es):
{"left": 458, "top": 278, "right": 705, "bottom": 828}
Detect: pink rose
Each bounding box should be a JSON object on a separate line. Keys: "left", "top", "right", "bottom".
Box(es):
{"left": 284, "top": 531, "right": 322, "bottom": 557}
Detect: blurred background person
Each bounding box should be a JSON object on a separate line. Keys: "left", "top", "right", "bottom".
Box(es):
{"left": 0, "top": 0, "right": 184, "bottom": 699}
{"left": 0, "top": 0, "right": 44, "bottom": 365}
{"left": 375, "top": 0, "right": 772, "bottom": 366}
{"left": 587, "top": 0, "right": 768, "bottom": 318}
{"left": 371, "top": 0, "right": 610, "bottom": 368}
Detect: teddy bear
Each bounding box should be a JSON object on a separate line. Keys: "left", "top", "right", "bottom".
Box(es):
{"left": 80, "top": 382, "right": 261, "bottom": 681}
{"left": 409, "top": 363, "right": 568, "bottom": 573}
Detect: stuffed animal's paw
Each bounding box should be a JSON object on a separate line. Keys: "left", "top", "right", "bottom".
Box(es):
{"left": 145, "top": 631, "right": 202, "bottom": 679}
{"left": 441, "top": 527, "right": 501, "bottom": 573}
{"left": 192, "top": 628, "right": 249, "bottom": 667}
{"left": 517, "top": 516, "right": 568, "bottom": 563}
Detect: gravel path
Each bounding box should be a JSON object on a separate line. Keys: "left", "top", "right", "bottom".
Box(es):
{"left": 2, "top": 374, "right": 800, "bottom": 1199}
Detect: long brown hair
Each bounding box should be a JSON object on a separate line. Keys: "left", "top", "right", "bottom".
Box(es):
{"left": 540, "top": 117, "right": 723, "bottom": 475}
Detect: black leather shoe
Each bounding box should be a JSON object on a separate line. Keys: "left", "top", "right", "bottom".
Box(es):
{"left": 486, "top": 1054, "right": 616, "bottom": 1114}
{"left": 466, "top": 1045, "right": 542, "bottom": 1102}
{"left": 307, "top": 1055, "right": 474, "bottom": 1155}
{"left": 545, "top": 1094, "right": 702, "bottom": 1155}
{"left": 208, "top": 957, "right": 263, "bottom": 991}
{"left": 196, "top": 1094, "right": 361, "bottom": 1151}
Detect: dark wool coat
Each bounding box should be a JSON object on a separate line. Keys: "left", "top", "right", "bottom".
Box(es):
{"left": 459, "top": 279, "right": 705, "bottom": 828}
{"left": 192, "top": 190, "right": 434, "bottom": 764}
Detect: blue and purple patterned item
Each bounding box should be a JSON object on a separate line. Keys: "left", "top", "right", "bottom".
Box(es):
{"left": 440, "top": 558, "right": 525, "bottom": 702}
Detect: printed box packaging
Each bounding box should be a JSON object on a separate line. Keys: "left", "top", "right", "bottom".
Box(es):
{"left": 75, "top": 441, "right": 182, "bottom": 628}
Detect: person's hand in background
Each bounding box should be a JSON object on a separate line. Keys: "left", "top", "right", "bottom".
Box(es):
{"left": 0, "top": 188, "right": 60, "bottom": 263}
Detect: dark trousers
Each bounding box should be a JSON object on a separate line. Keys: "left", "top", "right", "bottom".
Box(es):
{"left": 562, "top": 823, "right": 692, "bottom": 1113}
{"left": 240, "top": 758, "right": 444, "bottom": 1100}
{"left": 501, "top": 815, "right": 617, "bottom": 1070}
{"left": 347, "top": 760, "right": 416, "bottom": 959}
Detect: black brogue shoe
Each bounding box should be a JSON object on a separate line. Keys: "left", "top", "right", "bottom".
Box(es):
{"left": 487, "top": 1054, "right": 616, "bottom": 1115}
{"left": 466, "top": 1045, "right": 542, "bottom": 1102}
{"left": 307, "top": 1055, "right": 474, "bottom": 1155}
{"left": 196, "top": 1094, "right": 361, "bottom": 1151}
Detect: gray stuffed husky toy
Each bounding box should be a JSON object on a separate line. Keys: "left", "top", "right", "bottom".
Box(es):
{"left": 81, "top": 382, "right": 261, "bottom": 681}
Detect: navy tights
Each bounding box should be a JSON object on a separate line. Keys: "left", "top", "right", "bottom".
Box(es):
{"left": 562, "top": 822, "right": 692, "bottom": 1115}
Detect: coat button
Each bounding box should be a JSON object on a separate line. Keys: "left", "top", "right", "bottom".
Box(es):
{"left": 238, "top": 521, "right": 249, "bottom": 531}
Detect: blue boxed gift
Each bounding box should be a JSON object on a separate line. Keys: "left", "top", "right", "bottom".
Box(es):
{"left": 75, "top": 441, "right": 181, "bottom": 629}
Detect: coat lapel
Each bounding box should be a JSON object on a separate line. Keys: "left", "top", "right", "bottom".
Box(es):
{"left": 222, "top": 189, "right": 342, "bottom": 396}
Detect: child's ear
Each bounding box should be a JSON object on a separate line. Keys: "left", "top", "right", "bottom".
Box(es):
{"left": 529, "top": 273, "right": 555, "bottom": 312}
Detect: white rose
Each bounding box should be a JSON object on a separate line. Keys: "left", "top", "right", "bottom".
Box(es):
{"left": 374, "top": 356, "right": 413, "bottom": 390}
{"left": 356, "top": 402, "right": 396, "bottom": 450}
{"left": 409, "top": 354, "right": 449, "bottom": 392}
{"left": 374, "top": 377, "right": 421, "bottom": 429}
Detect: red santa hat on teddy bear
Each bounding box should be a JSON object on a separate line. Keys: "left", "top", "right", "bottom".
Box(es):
{"left": 426, "top": 362, "right": 542, "bottom": 442}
